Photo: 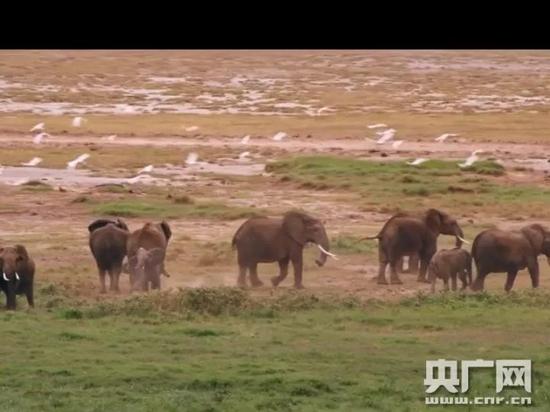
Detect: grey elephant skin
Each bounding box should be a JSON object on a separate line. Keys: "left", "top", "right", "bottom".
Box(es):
{"left": 88, "top": 218, "right": 129, "bottom": 293}
{"left": 232, "top": 210, "right": 332, "bottom": 289}
{"left": 471, "top": 224, "right": 550, "bottom": 292}
{"left": 126, "top": 221, "right": 171, "bottom": 292}
{"left": 379, "top": 210, "right": 465, "bottom": 275}
{"left": 0, "top": 245, "right": 35, "bottom": 310}
{"left": 364, "top": 208, "right": 466, "bottom": 285}
{"left": 428, "top": 248, "right": 472, "bottom": 293}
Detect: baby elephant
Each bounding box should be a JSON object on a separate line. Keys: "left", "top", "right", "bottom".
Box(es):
{"left": 0, "top": 245, "right": 35, "bottom": 310}
{"left": 428, "top": 248, "right": 472, "bottom": 293}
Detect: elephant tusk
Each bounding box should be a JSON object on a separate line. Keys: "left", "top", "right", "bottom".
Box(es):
{"left": 317, "top": 244, "right": 339, "bottom": 260}
{"left": 456, "top": 235, "right": 470, "bottom": 245}
{"left": 15, "top": 272, "right": 20, "bottom": 281}
{"left": 2, "top": 272, "right": 8, "bottom": 282}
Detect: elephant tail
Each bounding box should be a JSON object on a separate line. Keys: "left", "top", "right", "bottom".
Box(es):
{"left": 232, "top": 227, "right": 243, "bottom": 250}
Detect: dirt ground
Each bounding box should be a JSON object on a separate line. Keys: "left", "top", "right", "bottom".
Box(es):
{"left": 1, "top": 50, "right": 550, "bottom": 304}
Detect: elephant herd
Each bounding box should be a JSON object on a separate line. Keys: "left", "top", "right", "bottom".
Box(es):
{"left": 1, "top": 208, "right": 550, "bottom": 310}
{"left": 362, "top": 208, "right": 550, "bottom": 293}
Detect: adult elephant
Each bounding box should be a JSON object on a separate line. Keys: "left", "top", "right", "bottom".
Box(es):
{"left": 363, "top": 208, "right": 468, "bottom": 285}
{"left": 126, "top": 221, "right": 172, "bottom": 292}
{"left": 471, "top": 224, "right": 550, "bottom": 292}
{"left": 231, "top": 210, "right": 337, "bottom": 289}
{"left": 88, "top": 218, "right": 129, "bottom": 293}
{"left": 0, "top": 245, "right": 35, "bottom": 310}
{"left": 379, "top": 210, "right": 462, "bottom": 275}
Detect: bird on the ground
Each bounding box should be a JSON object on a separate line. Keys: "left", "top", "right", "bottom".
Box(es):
{"left": 376, "top": 129, "right": 396, "bottom": 144}
{"left": 459, "top": 150, "right": 483, "bottom": 168}
{"left": 137, "top": 165, "right": 154, "bottom": 174}
{"left": 21, "top": 157, "right": 43, "bottom": 166}
{"left": 101, "top": 134, "right": 117, "bottom": 141}
{"left": 67, "top": 154, "right": 90, "bottom": 170}
{"left": 72, "top": 116, "right": 85, "bottom": 127}
{"left": 240, "top": 135, "right": 250, "bottom": 144}
{"left": 238, "top": 151, "right": 251, "bottom": 161}
{"left": 33, "top": 132, "right": 51, "bottom": 144}
{"left": 392, "top": 140, "right": 404, "bottom": 148}
{"left": 407, "top": 158, "right": 428, "bottom": 166}
{"left": 185, "top": 126, "right": 199, "bottom": 132}
{"left": 185, "top": 152, "right": 199, "bottom": 165}
{"left": 30, "top": 122, "right": 45, "bottom": 132}
{"left": 272, "top": 132, "right": 287, "bottom": 141}
{"left": 435, "top": 133, "right": 458, "bottom": 142}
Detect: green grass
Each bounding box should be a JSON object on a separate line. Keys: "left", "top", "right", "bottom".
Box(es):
{"left": 1, "top": 289, "right": 550, "bottom": 411}
{"left": 266, "top": 156, "right": 550, "bottom": 218}
{"left": 332, "top": 235, "right": 378, "bottom": 255}
{"left": 91, "top": 200, "right": 263, "bottom": 220}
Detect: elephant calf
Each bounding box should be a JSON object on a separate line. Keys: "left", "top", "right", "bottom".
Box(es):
{"left": 0, "top": 245, "right": 35, "bottom": 310}
{"left": 428, "top": 248, "right": 472, "bottom": 293}
{"left": 126, "top": 221, "right": 172, "bottom": 292}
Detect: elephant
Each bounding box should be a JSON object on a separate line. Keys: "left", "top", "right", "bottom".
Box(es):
{"left": 231, "top": 210, "right": 337, "bottom": 289}
{"left": 88, "top": 218, "right": 129, "bottom": 293}
{"left": 428, "top": 248, "right": 472, "bottom": 293}
{"left": 362, "top": 208, "right": 468, "bottom": 285}
{"left": 126, "top": 221, "right": 172, "bottom": 292}
{"left": 471, "top": 224, "right": 550, "bottom": 292}
{"left": 0, "top": 245, "right": 35, "bottom": 310}
{"left": 380, "top": 210, "right": 463, "bottom": 275}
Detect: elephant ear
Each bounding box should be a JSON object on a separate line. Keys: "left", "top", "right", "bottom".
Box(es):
{"left": 425, "top": 209, "right": 442, "bottom": 232}
{"left": 14, "top": 245, "right": 29, "bottom": 262}
{"left": 282, "top": 211, "right": 309, "bottom": 245}
{"left": 521, "top": 224, "right": 545, "bottom": 253}
{"left": 159, "top": 221, "right": 172, "bottom": 241}
{"left": 147, "top": 248, "right": 165, "bottom": 266}
{"left": 116, "top": 218, "right": 129, "bottom": 232}
{"left": 88, "top": 219, "right": 116, "bottom": 233}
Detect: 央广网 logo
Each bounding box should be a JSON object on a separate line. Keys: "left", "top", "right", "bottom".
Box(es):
{"left": 424, "top": 359, "right": 532, "bottom": 406}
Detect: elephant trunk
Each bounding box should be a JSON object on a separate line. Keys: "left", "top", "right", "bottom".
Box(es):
{"left": 6, "top": 280, "right": 16, "bottom": 310}
{"left": 454, "top": 226, "right": 468, "bottom": 248}
{"left": 314, "top": 229, "right": 335, "bottom": 266}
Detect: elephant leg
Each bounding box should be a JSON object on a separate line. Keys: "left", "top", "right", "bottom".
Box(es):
{"left": 451, "top": 274, "right": 457, "bottom": 291}
{"left": 249, "top": 264, "right": 264, "bottom": 287}
{"left": 291, "top": 256, "right": 304, "bottom": 289}
{"left": 26, "top": 283, "right": 34, "bottom": 308}
{"left": 443, "top": 277, "right": 449, "bottom": 292}
{"left": 417, "top": 259, "right": 430, "bottom": 283}
{"left": 504, "top": 270, "right": 518, "bottom": 292}
{"left": 527, "top": 258, "right": 540, "bottom": 288}
{"left": 471, "top": 270, "right": 487, "bottom": 291}
{"left": 108, "top": 269, "right": 116, "bottom": 292}
{"left": 98, "top": 269, "right": 107, "bottom": 294}
{"left": 409, "top": 254, "right": 419, "bottom": 275}
{"left": 430, "top": 276, "right": 436, "bottom": 294}
{"left": 417, "top": 248, "right": 433, "bottom": 283}
{"left": 271, "top": 258, "right": 289, "bottom": 287}
{"left": 151, "top": 274, "right": 161, "bottom": 290}
{"left": 237, "top": 265, "right": 247, "bottom": 288}
{"left": 113, "top": 268, "right": 121, "bottom": 293}
{"left": 460, "top": 273, "right": 467, "bottom": 290}
{"left": 397, "top": 256, "right": 406, "bottom": 273}
{"left": 377, "top": 246, "right": 389, "bottom": 285}
{"left": 389, "top": 259, "right": 403, "bottom": 285}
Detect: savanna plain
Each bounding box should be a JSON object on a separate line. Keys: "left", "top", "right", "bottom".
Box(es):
{"left": 1, "top": 51, "right": 550, "bottom": 411}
